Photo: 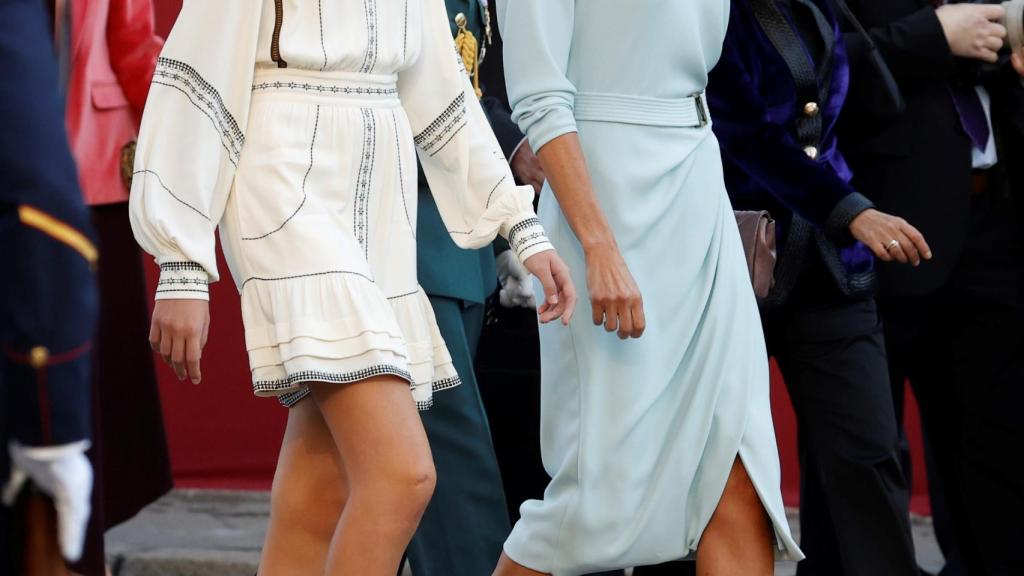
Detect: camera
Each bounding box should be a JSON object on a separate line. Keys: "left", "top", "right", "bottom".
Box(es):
{"left": 1005, "top": 0, "right": 1024, "bottom": 53}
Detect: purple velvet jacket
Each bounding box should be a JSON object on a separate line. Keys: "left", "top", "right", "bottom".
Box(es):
{"left": 708, "top": 0, "right": 877, "bottom": 302}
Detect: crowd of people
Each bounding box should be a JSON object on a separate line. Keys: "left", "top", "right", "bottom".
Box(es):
{"left": 1, "top": 0, "right": 1022, "bottom": 575}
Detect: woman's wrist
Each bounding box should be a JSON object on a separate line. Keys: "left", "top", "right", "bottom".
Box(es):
{"left": 581, "top": 236, "right": 619, "bottom": 258}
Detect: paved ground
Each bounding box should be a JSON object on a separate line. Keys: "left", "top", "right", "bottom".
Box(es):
{"left": 107, "top": 490, "right": 944, "bottom": 576}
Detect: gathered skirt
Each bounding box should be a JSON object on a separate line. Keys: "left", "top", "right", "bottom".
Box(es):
{"left": 219, "top": 69, "right": 460, "bottom": 408}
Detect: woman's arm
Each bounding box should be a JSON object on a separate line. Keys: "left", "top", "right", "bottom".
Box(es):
{"left": 129, "top": 1, "right": 262, "bottom": 382}
{"left": 398, "top": 0, "right": 574, "bottom": 324}
{"left": 499, "top": 0, "right": 643, "bottom": 338}
{"left": 536, "top": 134, "right": 644, "bottom": 338}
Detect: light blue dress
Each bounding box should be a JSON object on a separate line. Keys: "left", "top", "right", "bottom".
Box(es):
{"left": 497, "top": 1, "right": 803, "bottom": 573}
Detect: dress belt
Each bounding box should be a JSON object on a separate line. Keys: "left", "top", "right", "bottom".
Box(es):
{"left": 573, "top": 91, "right": 709, "bottom": 128}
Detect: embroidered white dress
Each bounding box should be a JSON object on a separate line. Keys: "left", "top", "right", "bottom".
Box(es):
{"left": 129, "top": 0, "right": 552, "bottom": 408}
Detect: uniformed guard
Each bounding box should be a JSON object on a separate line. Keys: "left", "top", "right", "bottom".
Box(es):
{"left": 406, "top": 1, "right": 541, "bottom": 574}
{"left": 0, "top": 0, "right": 99, "bottom": 572}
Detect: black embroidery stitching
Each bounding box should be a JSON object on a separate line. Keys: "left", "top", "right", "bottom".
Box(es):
{"left": 241, "top": 270, "right": 375, "bottom": 289}
{"left": 318, "top": 0, "right": 328, "bottom": 72}
{"left": 254, "top": 365, "right": 413, "bottom": 392}
{"left": 360, "top": 0, "right": 379, "bottom": 73}
{"left": 135, "top": 170, "right": 211, "bottom": 221}
{"left": 251, "top": 81, "right": 397, "bottom": 96}
{"left": 354, "top": 109, "right": 377, "bottom": 258}
{"left": 387, "top": 289, "right": 420, "bottom": 301}
{"left": 508, "top": 217, "right": 541, "bottom": 246}
{"left": 414, "top": 93, "right": 465, "bottom": 149}
{"left": 277, "top": 388, "right": 310, "bottom": 407}
{"left": 242, "top": 106, "right": 320, "bottom": 241}
{"left": 432, "top": 376, "right": 461, "bottom": 392}
{"left": 516, "top": 239, "right": 550, "bottom": 259}
{"left": 391, "top": 111, "right": 415, "bottom": 238}
{"left": 155, "top": 288, "right": 209, "bottom": 294}
{"left": 485, "top": 175, "right": 508, "bottom": 209}
{"left": 402, "top": 0, "right": 409, "bottom": 62}
{"left": 157, "top": 278, "right": 210, "bottom": 286}
{"left": 427, "top": 120, "right": 467, "bottom": 157}
{"left": 159, "top": 262, "right": 206, "bottom": 272}
{"left": 153, "top": 58, "right": 244, "bottom": 163}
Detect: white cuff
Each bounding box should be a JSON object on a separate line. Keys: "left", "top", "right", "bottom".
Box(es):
{"left": 9, "top": 441, "right": 90, "bottom": 461}
{"left": 505, "top": 215, "right": 554, "bottom": 265}
{"left": 156, "top": 261, "right": 210, "bottom": 301}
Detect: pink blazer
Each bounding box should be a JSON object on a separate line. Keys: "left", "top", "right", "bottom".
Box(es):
{"left": 67, "top": 0, "right": 163, "bottom": 206}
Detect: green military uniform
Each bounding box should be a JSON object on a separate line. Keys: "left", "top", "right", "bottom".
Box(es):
{"left": 407, "top": 2, "right": 526, "bottom": 575}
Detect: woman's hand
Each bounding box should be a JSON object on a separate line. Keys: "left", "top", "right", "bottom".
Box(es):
{"left": 584, "top": 243, "right": 645, "bottom": 339}
{"left": 850, "top": 209, "right": 933, "bottom": 266}
{"left": 149, "top": 299, "right": 211, "bottom": 384}
{"left": 523, "top": 250, "right": 577, "bottom": 325}
{"left": 936, "top": 4, "right": 1007, "bottom": 63}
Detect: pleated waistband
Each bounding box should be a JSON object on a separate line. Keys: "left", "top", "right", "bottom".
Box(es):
{"left": 574, "top": 91, "right": 709, "bottom": 128}
{"left": 252, "top": 69, "right": 400, "bottom": 107}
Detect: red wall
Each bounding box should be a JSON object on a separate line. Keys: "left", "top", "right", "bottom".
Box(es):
{"left": 149, "top": 0, "right": 929, "bottom": 512}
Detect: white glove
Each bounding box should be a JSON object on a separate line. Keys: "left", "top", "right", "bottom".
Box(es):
{"left": 497, "top": 250, "right": 537, "bottom": 309}
{"left": 3, "top": 441, "right": 93, "bottom": 562}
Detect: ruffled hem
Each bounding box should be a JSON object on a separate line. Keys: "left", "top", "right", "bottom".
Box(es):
{"left": 239, "top": 271, "right": 461, "bottom": 409}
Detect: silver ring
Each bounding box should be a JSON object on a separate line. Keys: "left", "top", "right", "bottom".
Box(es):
{"left": 885, "top": 239, "right": 901, "bottom": 252}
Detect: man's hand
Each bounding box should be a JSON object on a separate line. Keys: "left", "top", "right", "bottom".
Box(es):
{"left": 510, "top": 141, "right": 546, "bottom": 196}
{"left": 150, "top": 299, "right": 210, "bottom": 384}
{"left": 3, "top": 442, "right": 92, "bottom": 562}
{"left": 936, "top": 4, "right": 1008, "bottom": 63}
{"left": 522, "top": 250, "right": 577, "bottom": 325}
{"left": 850, "top": 209, "right": 933, "bottom": 266}
{"left": 1012, "top": 47, "right": 1024, "bottom": 76}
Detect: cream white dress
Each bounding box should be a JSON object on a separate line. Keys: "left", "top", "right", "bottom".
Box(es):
{"left": 129, "top": 0, "right": 551, "bottom": 407}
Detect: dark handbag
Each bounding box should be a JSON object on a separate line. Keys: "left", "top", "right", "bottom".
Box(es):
{"left": 734, "top": 211, "right": 778, "bottom": 300}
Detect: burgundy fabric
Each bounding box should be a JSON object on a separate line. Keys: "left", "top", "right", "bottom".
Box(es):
{"left": 71, "top": 203, "right": 173, "bottom": 575}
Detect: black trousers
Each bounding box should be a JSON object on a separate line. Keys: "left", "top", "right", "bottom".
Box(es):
{"left": 880, "top": 187, "right": 1024, "bottom": 576}
{"left": 770, "top": 259, "right": 917, "bottom": 576}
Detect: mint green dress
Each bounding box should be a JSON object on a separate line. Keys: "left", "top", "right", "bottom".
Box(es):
{"left": 497, "top": 0, "right": 803, "bottom": 572}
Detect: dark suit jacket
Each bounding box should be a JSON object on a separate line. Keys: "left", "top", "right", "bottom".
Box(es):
{"left": 0, "top": 0, "right": 98, "bottom": 453}
{"left": 416, "top": 0, "right": 525, "bottom": 305}
{"left": 708, "top": 0, "right": 877, "bottom": 303}
{"left": 839, "top": 0, "right": 1024, "bottom": 297}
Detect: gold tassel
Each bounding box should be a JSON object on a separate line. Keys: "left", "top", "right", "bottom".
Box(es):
{"left": 453, "top": 13, "right": 483, "bottom": 98}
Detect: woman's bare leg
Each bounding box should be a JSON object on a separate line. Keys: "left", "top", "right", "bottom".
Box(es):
{"left": 312, "top": 376, "right": 436, "bottom": 576}
{"left": 258, "top": 395, "right": 348, "bottom": 575}
{"left": 696, "top": 458, "right": 775, "bottom": 576}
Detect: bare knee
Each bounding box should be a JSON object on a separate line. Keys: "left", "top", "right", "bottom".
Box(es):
{"left": 710, "top": 461, "right": 768, "bottom": 531}
{"left": 270, "top": 465, "right": 347, "bottom": 540}
{"left": 351, "top": 458, "right": 436, "bottom": 521}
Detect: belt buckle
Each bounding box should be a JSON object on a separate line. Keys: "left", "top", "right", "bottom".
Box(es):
{"left": 693, "top": 92, "right": 709, "bottom": 128}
